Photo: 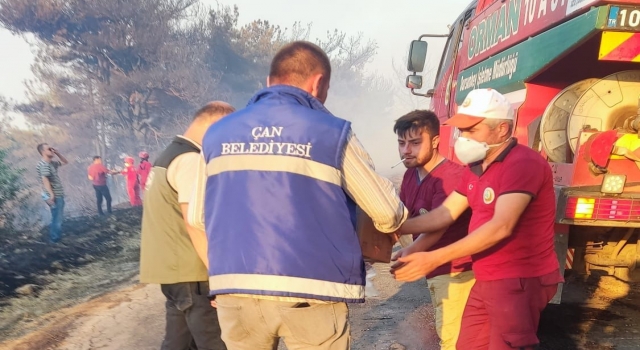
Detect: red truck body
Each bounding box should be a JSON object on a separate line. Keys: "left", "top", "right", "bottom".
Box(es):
{"left": 407, "top": 0, "right": 640, "bottom": 302}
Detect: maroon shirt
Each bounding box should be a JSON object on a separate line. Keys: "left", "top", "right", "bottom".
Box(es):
{"left": 400, "top": 160, "right": 473, "bottom": 279}
{"left": 87, "top": 163, "right": 108, "bottom": 186}
{"left": 455, "top": 140, "right": 562, "bottom": 281}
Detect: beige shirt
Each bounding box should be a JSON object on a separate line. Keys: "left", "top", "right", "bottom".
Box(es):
{"left": 167, "top": 136, "right": 202, "bottom": 204}
{"left": 187, "top": 129, "right": 408, "bottom": 303}
{"left": 188, "top": 129, "right": 407, "bottom": 231}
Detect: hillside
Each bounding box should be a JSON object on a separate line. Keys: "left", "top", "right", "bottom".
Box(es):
{"left": 0, "top": 207, "right": 143, "bottom": 340}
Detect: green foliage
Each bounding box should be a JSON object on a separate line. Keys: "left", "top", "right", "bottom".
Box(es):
{"left": 0, "top": 0, "right": 396, "bottom": 220}
{"left": 0, "top": 0, "right": 385, "bottom": 144}
{"left": 0, "top": 148, "right": 25, "bottom": 229}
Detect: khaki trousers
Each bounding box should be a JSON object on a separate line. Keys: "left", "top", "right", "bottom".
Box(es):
{"left": 215, "top": 295, "right": 350, "bottom": 350}
{"left": 426, "top": 270, "right": 476, "bottom": 350}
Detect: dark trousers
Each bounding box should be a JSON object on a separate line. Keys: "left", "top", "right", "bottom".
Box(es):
{"left": 160, "top": 281, "right": 226, "bottom": 350}
{"left": 93, "top": 185, "right": 112, "bottom": 215}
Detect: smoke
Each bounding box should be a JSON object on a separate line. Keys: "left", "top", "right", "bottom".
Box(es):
{"left": 325, "top": 55, "right": 436, "bottom": 179}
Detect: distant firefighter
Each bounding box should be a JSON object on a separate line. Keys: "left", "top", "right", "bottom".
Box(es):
{"left": 119, "top": 156, "right": 142, "bottom": 207}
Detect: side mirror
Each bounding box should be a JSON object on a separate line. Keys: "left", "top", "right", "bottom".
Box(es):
{"left": 407, "top": 40, "right": 428, "bottom": 72}
{"left": 406, "top": 75, "right": 423, "bottom": 89}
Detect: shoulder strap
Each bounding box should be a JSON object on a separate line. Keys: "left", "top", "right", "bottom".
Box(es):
{"left": 153, "top": 137, "right": 200, "bottom": 169}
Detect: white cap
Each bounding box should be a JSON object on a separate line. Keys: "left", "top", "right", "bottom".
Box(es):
{"left": 444, "top": 88, "right": 514, "bottom": 129}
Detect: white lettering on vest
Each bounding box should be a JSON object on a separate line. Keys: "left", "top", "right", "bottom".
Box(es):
{"left": 251, "top": 126, "right": 284, "bottom": 140}
{"left": 220, "top": 127, "right": 314, "bottom": 159}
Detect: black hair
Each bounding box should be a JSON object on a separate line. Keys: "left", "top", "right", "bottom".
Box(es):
{"left": 393, "top": 110, "right": 440, "bottom": 139}
{"left": 37, "top": 143, "right": 48, "bottom": 155}
{"left": 269, "top": 41, "right": 331, "bottom": 86}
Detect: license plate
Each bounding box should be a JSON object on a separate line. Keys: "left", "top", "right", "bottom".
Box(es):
{"left": 608, "top": 6, "right": 640, "bottom": 31}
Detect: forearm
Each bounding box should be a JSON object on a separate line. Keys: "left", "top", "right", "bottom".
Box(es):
{"left": 187, "top": 201, "right": 205, "bottom": 231}
{"left": 42, "top": 177, "right": 54, "bottom": 197}
{"left": 411, "top": 230, "right": 446, "bottom": 252}
{"left": 56, "top": 153, "right": 69, "bottom": 164}
{"left": 400, "top": 206, "right": 454, "bottom": 236}
{"left": 432, "top": 220, "right": 511, "bottom": 266}
{"left": 186, "top": 225, "right": 209, "bottom": 269}
{"left": 180, "top": 202, "right": 208, "bottom": 268}
{"left": 341, "top": 132, "right": 407, "bottom": 232}
{"left": 187, "top": 155, "right": 207, "bottom": 231}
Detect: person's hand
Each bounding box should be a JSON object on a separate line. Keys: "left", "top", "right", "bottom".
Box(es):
{"left": 389, "top": 245, "right": 416, "bottom": 278}
{"left": 391, "top": 245, "right": 415, "bottom": 262}
{"left": 390, "top": 251, "right": 441, "bottom": 282}
{"left": 210, "top": 300, "right": 217, "bottom": 308}
{"left": 390, "top": 232, "right": 400, "bottom": 245}
{"left": 50, "top": 147, "right": 59, "bottom": 155}
{"left": 46, "top": 197, "right": 55, "bottom": 206}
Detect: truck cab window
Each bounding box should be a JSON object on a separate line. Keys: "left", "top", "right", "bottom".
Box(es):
{"left": 434, "top": 25, "right": 459, "bottom": 84}
{"left": 434, "top": 8, "right": 475, "bottom": 85}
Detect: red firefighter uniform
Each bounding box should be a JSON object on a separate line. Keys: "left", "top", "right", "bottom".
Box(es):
{"left": 138, "top": 151, "right": 151, "bottom": 194}
{"left": 122, "top": 156, "right": 142, "bottom": 206}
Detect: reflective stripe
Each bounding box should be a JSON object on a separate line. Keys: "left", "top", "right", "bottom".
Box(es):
{"left": 207, "top": 155, "right": 342, "bottom": 186}
{"left": 209, "top": 274, "right": 364, "bottom": 300}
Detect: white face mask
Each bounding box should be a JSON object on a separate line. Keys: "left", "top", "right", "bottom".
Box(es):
{"left": 454, "top": 137, "right": 508, "bottom": 165}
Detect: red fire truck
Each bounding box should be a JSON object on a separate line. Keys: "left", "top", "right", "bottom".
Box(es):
{"left": 405, "top": 0, "right": 640, "bottom": 303}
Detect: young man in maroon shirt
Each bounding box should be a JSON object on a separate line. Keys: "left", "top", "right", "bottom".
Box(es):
{"left": 87, "top": 156, "right": 113, "bottom": 215}
{"left": 392, "top": 89, "right": 563, "bottom": 350}
{"left": 392, "top": 110, "right": 474, "bottom": 350}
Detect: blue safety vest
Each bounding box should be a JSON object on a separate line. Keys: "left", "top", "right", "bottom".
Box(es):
{"left": 202, "top": 85, "right": 365, "bottom": 303}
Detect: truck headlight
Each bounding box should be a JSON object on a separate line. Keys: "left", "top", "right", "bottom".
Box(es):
{"left": 601, "top": 174, "right": 626, "bottom": 194}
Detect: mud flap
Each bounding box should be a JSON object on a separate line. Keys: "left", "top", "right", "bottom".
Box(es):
{"left": 550, "top": 232, "right": 569, "bottom": 304}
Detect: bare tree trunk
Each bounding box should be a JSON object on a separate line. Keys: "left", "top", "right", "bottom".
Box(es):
{"left": 89, "top": 78, "right": 111, "bottom": 163}
{"left": 100, "top": 115, "right": 107, "bottom": 163}
{"left": 89, "top": 78, "right": 100, "bottom": 158}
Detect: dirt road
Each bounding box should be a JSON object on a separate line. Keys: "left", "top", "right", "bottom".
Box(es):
{"left": 0, "top": 261, "right": 438, "bottom": 350}
{"left": 0, "top": 206, "right": 439, "bottom": 349}
{"left": 3, "top": 207, "right": 640, "bottom": 349}
{"left": 6, "top": 264, "right": 640, "bottom": 350}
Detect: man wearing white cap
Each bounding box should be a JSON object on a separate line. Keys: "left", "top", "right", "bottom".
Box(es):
{"left": 391, "top": 88, "right": 563, "bottom": 349}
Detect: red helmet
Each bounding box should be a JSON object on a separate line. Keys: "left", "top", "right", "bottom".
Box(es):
{"left": 124, "top": 156, "right": 134, "bottom": 164}
{"left": 139, "top": 151, "right": 149, "bottom": 159}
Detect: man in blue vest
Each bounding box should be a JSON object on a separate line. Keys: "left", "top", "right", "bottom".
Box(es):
{"left": 189, "top": 41, "right": 408, "bottom": 349}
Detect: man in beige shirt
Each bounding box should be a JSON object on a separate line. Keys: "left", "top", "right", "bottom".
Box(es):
{"left": 140, "top": 101, "right": 235, "bottom": 350}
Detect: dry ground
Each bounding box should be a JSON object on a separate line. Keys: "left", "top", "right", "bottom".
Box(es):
{"left": 2, "top": 207, "right": 640, "bottom": 349}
